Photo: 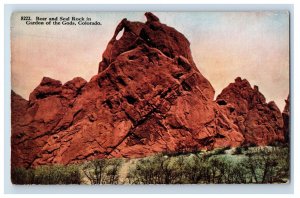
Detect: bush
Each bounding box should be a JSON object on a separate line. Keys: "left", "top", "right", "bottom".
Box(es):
{"left": 126, "top": 154, "right": 185, "bottom": 184}
{"left": 11, "top": 167, "right": 34, "bottom": 184}
{"left": 33, "top": 164, "right": 81, "bottom": 184}
{"left": 233, "top": 147, "right": 243, "bottom": 155}
{"left": 126, "top": 146, "right": 290, "bottom": 184}
{"left": 82, "top": 158, "right": 122, "bottom": 184}
{"left": 244, "top": 146, "right": 289, "bottom": 183}
{"left": 11, "top": 146, "right": 289, "bottom": 184}
{"left": 11, "top": 164, "right": 82, "bottom": 184}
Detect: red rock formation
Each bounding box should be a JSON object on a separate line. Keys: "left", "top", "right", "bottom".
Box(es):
{"left": 216, "top": 77, "right": 285, "bottom": 146}
{"left": 11, "top": 91, "right": 28, "bottom": 125}
{"left": 11, "top": 77, "right": 87, "bottom": 168}
{"left": 11, "top": 12, "right": 285, "bottom": 168}
{"left": 282, "top": 95, "right": 290, "bottom": 142}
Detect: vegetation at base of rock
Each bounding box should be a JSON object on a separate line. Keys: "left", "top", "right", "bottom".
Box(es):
{"left": 82, "top": 158, "right": 122, "bottom": 184}
{"left": 11, "top": 164, "right": 81, "bottom": 184}
{"left": 126, "top": 145, "right": 289, "bottom": 184}
{"left": 11, "top": 145, "right": 289, "bottom": 184}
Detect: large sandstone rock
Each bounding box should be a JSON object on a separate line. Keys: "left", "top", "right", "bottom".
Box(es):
{"left": 216, "top": 77, "right": 285, "bottom": 146}
{"left": 11, "top": 12, "right": 285, "bottom": 168}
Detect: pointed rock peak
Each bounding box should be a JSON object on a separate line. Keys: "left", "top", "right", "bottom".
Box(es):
{"left": 268, "top": 101, "right": 280, "bottom": 111}
{"left": 235, "top": 77, "right": 242, "bottom": 82}
{"left": 285, "top": 94, "right": 290, "bottom": 103}
{"left": 232, "top": 77, "right": 251, "bottom": 88}
{"left": 217, "top": 77, "right": 266, "bottom": 105}
{"left": 113, "top": 18, "right": 128, "bottom": 39}
{"left": 40, "top": 77, "right": 62, "bottom": 87}
{"left": 113, "top": 18, "right": 144, "bottom": 40}
{"left": 282, "top": 94, "right": 290, "bottom": 142}
{"left": 145, "top": 12, "right": 160, "bottom": 22}
{"left": 234, "top": 77, "right": 249, "bottom": 84}
{"left": 11, "top": 89, "right": 17, "bottom": 97}
{"left": 283, "top": 94, "right": 290, "bottom": 114}
{"left": 63, "top": 77, "right": 87, "bottom": 89}
{"left": 98, "top": 12, "right": 199, "bottom": 74}
{"left": 11, "top": 90, "right": 27, "bottom": 102}
{"left": 29, "top": 77, "right": 62, "bottom": 102}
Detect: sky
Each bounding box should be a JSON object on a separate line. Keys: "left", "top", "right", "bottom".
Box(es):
{"left": 11, "top": 12, "right": 289, "bottom": 111}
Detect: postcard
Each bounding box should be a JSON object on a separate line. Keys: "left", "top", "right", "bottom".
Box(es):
{"left": 10, "top": 11, "right": 290, "bottom": 184}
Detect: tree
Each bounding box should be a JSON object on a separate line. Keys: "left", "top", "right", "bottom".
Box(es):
{"left": 82, "top": 158, "right": 123, "bottom": 184}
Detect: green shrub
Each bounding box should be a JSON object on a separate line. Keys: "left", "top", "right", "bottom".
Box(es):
{"left": 126, "top": 154, "right": 184, "bottom": 184}
{"left": 33, "top": 164, "right": 81, "bottom": 184}
{"left": 11, "top": 167, "right": 34, "bottom": 184}
{"left": 126, "top": 146, "right": 289, "bottom": 184}
{"left": 82, "top": 158, "right": 122, "bottom": 184}
{"left": 11, "top": 146, "right": 289, "bottom": 184}
{"left": 233, "top": 147, "right": 243, "bottom": 155}
{"left": 244, "top": 146, "right": 289, "bottom": 183}
{"left": 11, "top": 164, "right": 82, "bottom": 184}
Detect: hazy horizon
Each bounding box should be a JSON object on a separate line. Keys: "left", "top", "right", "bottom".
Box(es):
{"left": 11, "top": 12, "right": 289, "bottom": 111}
